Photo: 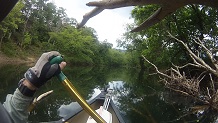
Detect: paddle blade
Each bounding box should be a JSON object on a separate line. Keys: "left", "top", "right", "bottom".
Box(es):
{"left": 87, "top": 106, "right": 112, "bottom": 123}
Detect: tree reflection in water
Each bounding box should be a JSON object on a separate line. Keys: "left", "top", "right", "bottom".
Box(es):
{"left": 1, "top": 64, "right": 218, "bottom": 122}
{"left": 57, "top": 88, "right": 101, "bottom": 118}
{"left": 111, "top": 69, "right": 218, "bottom": 123}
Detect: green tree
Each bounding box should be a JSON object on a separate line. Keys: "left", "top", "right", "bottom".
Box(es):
{"left": 48, "top": 26, "right": 98, "bottom": 65}
{"left": 120, "top": 5, "right": 218, "bottom": 69}
{"left": 0, "top": 1, "right": 24, "bottom": 50}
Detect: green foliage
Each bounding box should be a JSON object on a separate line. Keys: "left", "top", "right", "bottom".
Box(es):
{"left": 107, "top": 49, "right": 127, "bottom": 66}
{"left": 2, "top": 42, "right": 20, "bottom": 56}
{"left": 125, "top": 50, "right": 140, "bottom": 67}
{"left": 0, "top": 1, "right": 24, "bottom": 30}
{"left": 0, "top": 0, "right": 128, "bottom": 67}
{"left": 48, "top": 26, "right": 95, "bottom": 65}
{"left": 0, "top": 1, "right": 24, "bottom": 49}
{"left": 120, "top": 5, "right": 218, "bottom": 69}
{"left": 21, "top": 32, "right": 31, "bottom": 49}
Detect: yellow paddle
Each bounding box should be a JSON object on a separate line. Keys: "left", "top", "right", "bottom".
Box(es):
{"left": 50, "top": 56, "right": 106, "bottom": 123}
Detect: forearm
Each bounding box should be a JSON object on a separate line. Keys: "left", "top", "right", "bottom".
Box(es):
{"left": 3, "top": 88, "right": 33, "bottom": 123}
{"left": 3, "top": 78, "right": 36, "bottom": 123}
{"left": 2, "top": 51, "right": 66, "bottom": 123}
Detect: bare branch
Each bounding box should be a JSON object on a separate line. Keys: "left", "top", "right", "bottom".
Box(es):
{"left": 209, "top": 73, "right": 216, "bottom": 93}
{"left": 175, "top": 63, "right": 201, "bottom": 69}
{"left": 77, "top": 8, "right": 104, "bottom": 28}
{"left": 170, "top": 67, "right": 183, "bottom": 78}
{"left": 167, "top": 87, "right": 190, "bottom": 96}
{"left": 207, "top": 87, "right": 211, "bottom": 99}
{"left": 78, "top": 0, "right": 218, "bottom": 32}
{"left": 86, "top": 0, "right": 139, "bottom": 8}
{"left": 168, "top": 32, "right": 217, "bottom": 75}
{"left": 193, "top": 38, "right": 214, "bottom": 62}
{"left": 188, "top": 55, "right": 205, "bottom": 68}
{"left": 142, "top": 55, "right": 171, "bottom": 79}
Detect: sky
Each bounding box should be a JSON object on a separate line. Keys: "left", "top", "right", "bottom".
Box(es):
{"left": 53, "top": 0, "right": 134, "bottom": 48}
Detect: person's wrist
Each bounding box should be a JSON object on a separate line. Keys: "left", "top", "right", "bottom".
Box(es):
{"left": 22, "top": 79, "right": 37, "bottom": 91}
{"left": 18, "top": 78, "right": 36, "bottom": 97}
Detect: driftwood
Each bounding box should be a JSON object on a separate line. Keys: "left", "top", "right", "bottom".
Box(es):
{"left": 142, "top": 33, "right": 218, "bottom": 111}
{"left": 78, "top": 0, "right": 218, "bottom": 32}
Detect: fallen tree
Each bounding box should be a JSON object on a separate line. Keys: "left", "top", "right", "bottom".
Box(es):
{"left": 142, "top": 32, "right": 218, "bottom": 111}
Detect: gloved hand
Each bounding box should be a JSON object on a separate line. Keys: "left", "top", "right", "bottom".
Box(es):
{"left": 24, "top": 51, "right": 62, "bottom": 89}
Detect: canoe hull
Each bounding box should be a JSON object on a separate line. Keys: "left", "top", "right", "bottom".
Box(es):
{"left": 58, "top": 91, "right": 125, "bottom": 123}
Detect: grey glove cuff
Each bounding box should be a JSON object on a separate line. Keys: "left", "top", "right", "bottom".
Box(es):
{"left": 24, "top": 69, "right": 40, "bottom": 88}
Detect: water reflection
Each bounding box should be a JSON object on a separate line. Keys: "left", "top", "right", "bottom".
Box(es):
{"left": 58, "top": 81, "right": 124, "bottom": 118}
{"left": 58, "top": 88, "right": 101, "bottom": 118}
{"left": 108, "top": 81, "right": 124, "bottom": 106}
{"left": 0, "top": 64, "right": 218, "bottom": 122}
{"left": 28, "top": 66, "right": 131, "bottom": 122}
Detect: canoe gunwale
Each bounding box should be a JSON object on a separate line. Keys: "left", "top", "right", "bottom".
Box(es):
{"left": 57, "top": 91, "right": 125, "bottom": 123}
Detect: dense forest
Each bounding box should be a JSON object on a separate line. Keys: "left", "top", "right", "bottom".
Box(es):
{"left": 0, "top": 0, "right": 218, "bottom": 70}
{"left": 0, "top": 0, "right": 128, "bottom": 67}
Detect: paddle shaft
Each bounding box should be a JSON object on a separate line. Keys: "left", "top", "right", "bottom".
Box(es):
{"left": 50, "top": 56, "right": 106, "bottom": 123}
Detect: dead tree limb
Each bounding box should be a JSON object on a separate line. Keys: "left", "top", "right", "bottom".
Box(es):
{"left": 142, "top": 33, "right": 218, "bottom": 111}
{"left": 78, "top": 0, "right": 218, "bottom": 32}
{"left": 168, "top": 33, "right": 218, "bottom": 77}
{"left": 142, "top": 55, "right": 171, "bottom": 79}
{"left": 142, "top": 55, "right": 202, "bottom": 97}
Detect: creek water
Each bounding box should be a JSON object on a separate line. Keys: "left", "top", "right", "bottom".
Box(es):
{"left": 0, "top": 64, "right": 217, "bottom": 123}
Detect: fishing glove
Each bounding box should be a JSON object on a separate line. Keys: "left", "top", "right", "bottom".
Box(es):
{"left": 24, "top": 51, "right": 62, "bottom": 88}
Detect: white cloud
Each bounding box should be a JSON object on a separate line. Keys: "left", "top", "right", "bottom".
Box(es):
{"left": 53, "top": 0, "right": 133, "bottom": 48}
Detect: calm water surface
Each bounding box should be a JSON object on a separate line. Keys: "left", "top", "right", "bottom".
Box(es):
{"left": 0, "top": 64, "right": 218, "bottom": 123}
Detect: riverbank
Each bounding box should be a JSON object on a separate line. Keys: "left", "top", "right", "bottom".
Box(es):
{"left": 0, "top": 52, "right": 35, "bottom": 65}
